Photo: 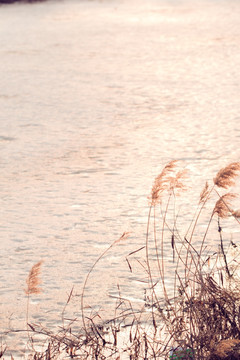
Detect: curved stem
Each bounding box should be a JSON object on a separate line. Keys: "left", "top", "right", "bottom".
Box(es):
{"left": 81, "top": 233, "right": 129, "bottom": 337}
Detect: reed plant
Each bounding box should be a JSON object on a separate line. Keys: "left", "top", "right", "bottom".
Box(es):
{"left": 143, "top": 161, "right": 240, "bottom": 359}
{"left": 2, "top": 161, "right": 240, "bottom": 359}
{"left": 25, "top": 261, "right": 43, "bottom": 324}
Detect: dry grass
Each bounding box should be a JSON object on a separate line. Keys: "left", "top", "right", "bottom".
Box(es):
{"left": 2, "top": 161, "right": 240, "bottom": 359}
{"left": 210, "top": 339, "right": 240, "bottom": 359}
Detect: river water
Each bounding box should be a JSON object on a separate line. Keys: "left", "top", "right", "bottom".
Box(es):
{"left": 1, "top": 0, "right": 240, "bottom": 356}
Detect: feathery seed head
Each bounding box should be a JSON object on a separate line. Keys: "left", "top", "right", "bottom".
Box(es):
{"left": 25, "top": 260, "right": 43, "bottom": 295}
{"left": 214, "top": 162, "right": 240, "bottom": 189}
{"left": 213, "top": 193, "right": 236, "bottom": 218}
{"left": 115, "top": 231, "right": 130, "bottom": 244}
{"left": 151, "top": 161, "right": 188, "bottom": 205}
{"left": 199, "top": 181, "right": 210, "bottom": 204}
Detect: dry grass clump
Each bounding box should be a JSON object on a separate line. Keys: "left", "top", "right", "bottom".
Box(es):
{"left": 210, "top": 338, "right": 240, "bottom": 360}
{"left": 171, "top": 273, "right": 240, "bottom": 358}
{"left": 144, "top": 161, "right": 240, "bottom": 359}
{"left": 2, "top": 161, "right": 240, "bottom": 360}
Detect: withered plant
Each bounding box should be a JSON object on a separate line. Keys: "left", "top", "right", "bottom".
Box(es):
{"left": 143, "top": 161, "right": 240, "bottom": 359}
{"left": 25, "top": 261, "right": 43, "bottom": 325}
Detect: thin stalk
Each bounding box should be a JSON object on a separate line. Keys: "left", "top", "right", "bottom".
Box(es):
{"left": 145, "top": 204, "right": 163, "bottom": 320}
{"left": 218, "top": 217, "right": 231, "bottom": 277}
{"left": 186, "top": 184, "right": 215, "bottom": 279}
{"left": 153, "top": 205, "right": 163, "bottom": 286}
{"left": 81, "top": 232, "right": 129, "bottom": 337}
{"left": 160, "top": 193, "right": 172, "bottom": 303}
{"left": 145, "top": 204, "right": 154, "bottom": 290}
{"left": 197, "top": 212, "right": 214, "bottom": 272}
{"left": 26, "top": 294, "right": 30, "bottom": 328}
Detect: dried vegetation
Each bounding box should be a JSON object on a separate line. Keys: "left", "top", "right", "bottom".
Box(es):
{"left": 1, "top": 161, "right": 240, "bottom": 359}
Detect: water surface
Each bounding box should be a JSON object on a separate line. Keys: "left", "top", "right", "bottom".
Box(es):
{"left": 1, "top": 0, "right": 240, "bottom": 355}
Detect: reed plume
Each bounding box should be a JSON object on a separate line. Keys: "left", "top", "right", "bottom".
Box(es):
{"left": 25, "top": 261, "right": 43, "bottom": 295}
{"left": 213, "top": 193, "right": 236, "bottom": 218}
{"left": 151, "top": 160, "right": 188, "bottom": 205}
{"left": 214, "top": 162, "right": 240, "bottom": 189}
{"left": 170, "top": 169, "right": 188, "bottom": 193}
{"left": 199, "top": 181, "right": 210, "bottom": 204}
